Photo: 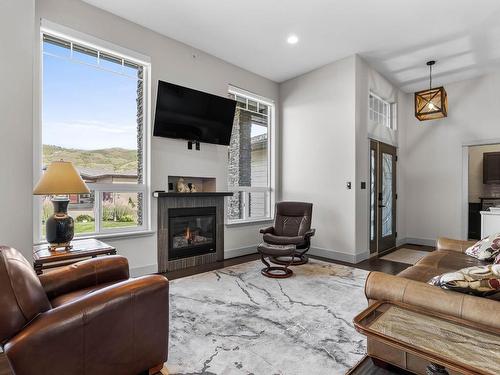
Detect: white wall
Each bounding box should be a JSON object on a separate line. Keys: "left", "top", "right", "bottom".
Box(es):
{"left": 354, "top": 56, "right": 407, "bottom": 256}
{"left": 403, "top": 72, "right": 500, "bottom": 243}
{"left": 280, "top": 55, "right": 407, "bottom": 262}
{"left": 1, "top": 0, "right": 279, "bottom": 274}
{"left": 0, "top": 0, "right": 35, "bottom": 260}
{"left": 280, "top": 56, "right": 358, "bottom": 261}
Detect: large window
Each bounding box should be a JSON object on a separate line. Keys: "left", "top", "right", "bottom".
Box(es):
{"left": 36, "top": 26, "right": 150, "bottom": 241}
{"left": 369, "top": 92, "right": 396, "bottom": 130}
{"left": 227, "top": 88, "right": 274, "bottom": 223}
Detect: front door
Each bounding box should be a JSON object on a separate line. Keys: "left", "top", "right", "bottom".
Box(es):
{"left": 370, "top": 140, "right": 397, "bottom": 254}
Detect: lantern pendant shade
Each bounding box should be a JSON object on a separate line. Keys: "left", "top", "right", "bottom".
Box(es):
{"left": 414, "top": 86, "right": 448, "bottom": 121}
{"left": 33, "top": 161, "right": 90, "bottom": 195}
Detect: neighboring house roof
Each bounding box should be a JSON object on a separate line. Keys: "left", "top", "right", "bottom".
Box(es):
{"left": 251, "top": 134, "right": 267, "bottom": 151}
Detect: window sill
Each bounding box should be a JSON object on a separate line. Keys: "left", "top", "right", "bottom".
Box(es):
{"left": 34, "top": 229, "right": 155, "bottom": 246}
{"left": 225, "top": 218, "right": 273, "bottom": 227}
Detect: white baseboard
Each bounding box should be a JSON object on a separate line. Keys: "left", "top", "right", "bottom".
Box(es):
{"left": 354, "top": 251, "right": 370, "bottom": 263}
{"left": 130, "top": 264, "right": 158, "bottom": 277}
{"left": 396, "top": 237, "right": 408, "bottom": 247}
{"left": 309, "top": 247, "right": 369, "bottom": 264}
{"left": 403, "top": 237, "right": 436, "bottom": 247}
{"left": 224, "top": 245, "right": 257, "bottom": 259}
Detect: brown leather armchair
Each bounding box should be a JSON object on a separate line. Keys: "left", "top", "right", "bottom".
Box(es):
{"left": 260, "top": 201, "right": 315, "bottom": 265}
{"left": 0, "top": 246, "right": 169, "bottom": 375}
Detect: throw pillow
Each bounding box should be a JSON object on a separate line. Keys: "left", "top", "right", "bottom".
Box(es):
{"left": 429, "top": 264, "right": 500, "bottom": 300}
{"left": 465, "top": 234, "right": 500, "bottom": 261}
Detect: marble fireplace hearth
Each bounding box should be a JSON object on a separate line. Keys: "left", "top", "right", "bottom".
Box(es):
{"left": 154, "top": 191, "right": 232, "bottom": 272}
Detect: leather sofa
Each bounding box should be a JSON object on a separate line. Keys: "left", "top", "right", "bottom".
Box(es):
{"left": 364, "top": 238, "right": 500, "bottom": 374}
{"left": 0, "top": 246, "right": 169, "bottom": 375}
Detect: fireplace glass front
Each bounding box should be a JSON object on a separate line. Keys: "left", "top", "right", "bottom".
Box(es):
{"left": 168, "top": 207, "right": 216, "bottom": 260}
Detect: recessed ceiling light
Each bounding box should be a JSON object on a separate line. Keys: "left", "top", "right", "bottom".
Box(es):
{"left": 287, "top": 35, "right": 299, "bottom": 45}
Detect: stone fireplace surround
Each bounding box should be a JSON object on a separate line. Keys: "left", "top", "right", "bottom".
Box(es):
{"left": 155, "top": 191, "right": 232, "bottom": 272}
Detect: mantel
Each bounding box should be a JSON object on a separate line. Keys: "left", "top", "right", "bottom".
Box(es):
{"left": 153, "top": 191, "right": 233, "bottom": 198}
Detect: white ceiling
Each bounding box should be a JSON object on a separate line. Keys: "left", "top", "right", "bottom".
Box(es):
{"left": 83, "top": 0, "right": 500, "bottom": 92}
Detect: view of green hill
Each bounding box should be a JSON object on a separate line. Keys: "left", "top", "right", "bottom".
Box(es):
{"left": 43, "top": 144, "right": 138, "bottom": 173}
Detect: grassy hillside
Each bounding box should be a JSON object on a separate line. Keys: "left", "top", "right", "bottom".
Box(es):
{"left": 43, "top": 144, "right": 137, "bottom": 173}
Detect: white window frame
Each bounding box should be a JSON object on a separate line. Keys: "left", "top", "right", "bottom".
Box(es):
{"left": 369, "top": 91, "right": 397, "bottom": 130}
{"left": 33, "top": 21, "right": 152, "bottom": 243}
{"left": 226, "top": 86, "right": 275, "bottom": 225}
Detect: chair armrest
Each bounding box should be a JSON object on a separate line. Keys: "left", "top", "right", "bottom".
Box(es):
{"left": 436, "top": 237, "right": 476, "bottom": 253}
{"left": 5, "top": 275, "right": 169, "bottom": 375}
{"left": 260, "top": 226, "right": 275, "bottom": 234}
{"left": 39, "top": 255, "right": 130, "bottom": 301}
{"left": 364, "top": 271, "right": 500, "bottom": 329}
{"left": 304, "top": 228, "right": 316, "bottom": 238}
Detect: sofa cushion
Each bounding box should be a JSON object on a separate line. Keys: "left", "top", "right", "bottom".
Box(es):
{"left": 398, "top": 265, "right": 445, "bottom": 282}
{"left": 263, "top": 233, "right": 305, "bottom": 246}
{"left": 398, "top": 250, "right": 489, "bottom": 283}
{"left": 429, "top": 264, "right": 500, "bottom": 300}
{"left": 465, "top": 234, "right": 500, "bottom": 261}
{"left": 416, "top": 250, "right": 488, "bottom": 270}
{"left": 50, "top": 281, "right": 117, "bottom": 308}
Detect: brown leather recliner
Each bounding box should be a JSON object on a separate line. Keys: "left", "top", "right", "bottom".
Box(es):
{"left": 0, "top": 246, "right": 169, "bottom": 375}
{"left": 260, "top": 201, "right": 315, "bottom": 265}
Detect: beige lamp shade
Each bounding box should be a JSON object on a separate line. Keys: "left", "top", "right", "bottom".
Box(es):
{"left": 33, "top": 161, "right": 90, "bottom": 195}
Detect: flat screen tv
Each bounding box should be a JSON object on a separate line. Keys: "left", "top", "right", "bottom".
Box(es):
{"left": 153, "top": 80, "right": 236, "bottom": 146}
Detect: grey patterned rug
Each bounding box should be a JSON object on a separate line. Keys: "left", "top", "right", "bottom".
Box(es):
{"left": 167, "top": 259, "right": 369, "bottom": 374}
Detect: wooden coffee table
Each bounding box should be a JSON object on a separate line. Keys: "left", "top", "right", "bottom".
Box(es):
{"left": 33, "top": 238, "right": 116, "bottom": 275}
{"left": 353, "top": 301, "right": 500, "bottom": 375}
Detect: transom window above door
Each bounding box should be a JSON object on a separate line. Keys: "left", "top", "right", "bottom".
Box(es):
{"left": 369, "top": 92, "right": 396, "bottom": 130}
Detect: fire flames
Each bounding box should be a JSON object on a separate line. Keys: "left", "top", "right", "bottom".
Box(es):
{"left": 185, "top": 226, "right": 193, "bottom": 244}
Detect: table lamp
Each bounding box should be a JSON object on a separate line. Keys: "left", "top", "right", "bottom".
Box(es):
{"left": 33, "top": 161, "right": 90, "bottom": 251}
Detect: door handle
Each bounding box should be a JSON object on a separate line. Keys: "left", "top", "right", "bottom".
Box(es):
{"left": 378, "top": 204, "right": 386, "bottom": 208}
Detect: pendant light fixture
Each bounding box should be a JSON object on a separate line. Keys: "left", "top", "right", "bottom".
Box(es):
{"left": 414, "top": 60, "right": 448, "bottom": 121}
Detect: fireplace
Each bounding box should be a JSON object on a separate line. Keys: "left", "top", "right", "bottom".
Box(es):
{"left": 156, "top": 191, "right": 232, "bottom": 272}
{"left": 168, "top": 207, "right": 216, "bottom": 260}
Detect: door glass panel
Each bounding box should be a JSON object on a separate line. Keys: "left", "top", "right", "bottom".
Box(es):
{"left": 382, "top": 153, "right": 393, "bottom": 237}
{"left": 370, "top": 149, "right": 376, "bottom": 241}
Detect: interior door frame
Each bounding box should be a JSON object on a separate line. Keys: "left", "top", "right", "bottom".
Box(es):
{"left": 369, "top": 139, "right": 397, "bottom": 255}
{"left": 369, "top": 140, "right": 378, "bottom": 254}
{"left": 461, "top": 138, "right": 500, "bottom": 240}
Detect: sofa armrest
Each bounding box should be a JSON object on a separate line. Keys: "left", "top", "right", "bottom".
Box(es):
{"left": 5, "top": 275, "right": 169, "bottom": 375}
{"left": 364, "top": 272, "right": 500, "bottom": 329}
{"left": 39, "top": 255, "right": 130, "bottom": 300}
{"left": 436, "top": 237, "right": 476, "bottom": 253}
{"left": 260, "top": 226, "right": 275, "bottom": 234}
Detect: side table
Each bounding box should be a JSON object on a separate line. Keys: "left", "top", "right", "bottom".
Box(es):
{"left": 353, "top": 301, "right": 500, "bottom": 375}
{"left": 33, "top": 238, "right": 116, "bottom": 275}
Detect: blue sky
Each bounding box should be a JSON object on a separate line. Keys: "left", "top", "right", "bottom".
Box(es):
{"left": 43, "top": 41, "right": 139, "bottom": 150}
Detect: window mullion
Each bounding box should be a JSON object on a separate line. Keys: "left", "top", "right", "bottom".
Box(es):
{"left": 94, "top": 190, "right": 101, "bottom": 233}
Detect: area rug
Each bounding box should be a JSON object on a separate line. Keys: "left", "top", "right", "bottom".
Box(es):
{"left": 380, "top": 248, "right": 430, "bottom": 265}
{"left": 167, "top": 259, "right": 369, "bottom": 375}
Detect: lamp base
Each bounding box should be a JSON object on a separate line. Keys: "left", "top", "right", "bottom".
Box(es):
{"left": 48, "top": 243, "right": 73, "bottom": 252}
{"left": 46, "top": 197, "right": 75, "bottom": 250}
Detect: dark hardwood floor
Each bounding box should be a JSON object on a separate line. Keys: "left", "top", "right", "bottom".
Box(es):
{"left": 0, "top": 243, "right": 432, "bottom": 374}
{"left": 347, "top": 356, "right": 414, "bottom": 375}
{"left": 163, "top": 243, "right": 433, "bottom": 280}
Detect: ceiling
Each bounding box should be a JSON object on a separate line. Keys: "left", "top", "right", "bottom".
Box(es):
{"left": 83, "top": 0, "right": 500, "bottom": 92}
